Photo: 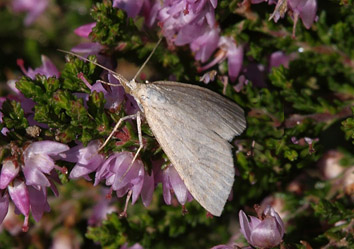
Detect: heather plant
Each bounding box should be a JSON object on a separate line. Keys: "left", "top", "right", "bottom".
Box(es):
{"left": 0, "top": 0, "right": 353, "bottom": 248}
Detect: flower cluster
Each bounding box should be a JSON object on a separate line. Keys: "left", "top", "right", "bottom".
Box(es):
{"left": 0, "top": 56, "right": 195, "bottom": 230}
{"left": 253, "top": 0, "right": 317, "bottom": 37}
{"left": 62, "top": 140, "right": 193, "bottom": 216}
{"left": 11, "top": 0, "right": 48, "bottom": 26}
{"left": 111, "top": 0, "right": 243, "bottom": 81}
{"left": 109, "top": 0, "right": 317, "bottom": 83}
{"left": 0, "top": 141, "right": 69, "bottom": 231}
{"left": 0, "top": 57, "right": 68, "bottom": 231}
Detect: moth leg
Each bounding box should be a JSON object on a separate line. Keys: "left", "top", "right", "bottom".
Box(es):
{"left": 119, "top": 112, "right": 143, "bottom": 181}
{"left": 120, "top": 190, "right": 132, "bottom": 217}
{"left": 98, "top": 113, "right": 139, "bottom": 151}
{"left": 131, "top": 111, "right": 143, "bottom": 165}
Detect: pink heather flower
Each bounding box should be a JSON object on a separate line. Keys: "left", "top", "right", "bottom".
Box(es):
{"left": 269, "top": 51, "right": 291, "bottom": 69}
{"left": 0, "top": 160, "right": 20, "bottom": 189}
{"left": 5, "top": 179, "right": 50, "bottom": 232}
{"left": 190, "top": 26, "right": 220, "bottom": 63}
{"left": 63, "top": 140, "right": 105, "bottom": 180}
{"left": 17, "top": 55, "right": 60, "bottom": 79}
{"left": 199, "top": 36, "right": 244, "bottom": 82}
{"left": 234, "top": 75, "right": 249, "bottom": 92}
{"left": 22, "top": 141, "right": 70, "bottom": 189}
{"left": 239, "top": 206, "right": 285, "bottom": 248}
{"left": 76, "top": 73, "right": 138, "bottom": 115}
{"left": 221, "top": 37, "right": 244, "bottom": 82}
{"left": 113, "top": 0, "right": 146, "bottom": 18}
{"left": 103, "top": 73, "right": 139, "bottom": 115}
{"left": 12, "top": 0, "right": 48, "bottom": 26}
{"left": 70, "top": 22, "right": 106, "bottom": 65}
{"left": 70, "top": 42, "right": 114, "bottom": 70}
{"left": 265, "top": 0, "right": 317, "bottom": 37}
{"left": 88, "top": 188, "right": 117, "bottom": 226}
{"left": 74, "top": 22, "right": 96, "bottom": 38}
{"left": 7, "top": 79, "right": 36, "bottom": 122}
{"left": 91, "top": 74, "right": 129, "bottom": 111}
{"left": 71, "top": 42, "right": 102, "bottom": 56}
{"left": 291, "top": 136, "right": 299, "bottom": 144}
{"left": 77, "top": 72, "right": 138, "bottom": 114}
{"left": 155, "top": 164, "right": 193, "bottom": 206}
{"left": 116, "top": 0, "right": 249, "bottom": 83}
{"left": 120, "top": 243, "right": 144, "bottom": 249}
{"left": 27, "top": 185, "right": 50, "bottom": 222}
{"left": 95, "top": 152, "right": 154, "bottom": 206}
{"left": 1, "top": 142, "right": 68, "bottom": 230}
{"left": 210, "top": 245, "right": 235, "bottom": 249}
{"left": 158, "top": 0, "right": 219, "bottom": 61}
{"left": 8, "top": 179, "right": 30, "bottom": 231}
{"left": 0, "top": 192, "right": 9, "bottom": 224}
{"left": 113, "top": 0, "right": 160, "bottom": 27}
{"left": 288, "top": 0, "right": 317, "bottom": 29}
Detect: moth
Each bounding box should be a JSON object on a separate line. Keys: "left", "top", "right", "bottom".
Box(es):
{"left": 60, "top": 39, "right": 246, "bottom": 216}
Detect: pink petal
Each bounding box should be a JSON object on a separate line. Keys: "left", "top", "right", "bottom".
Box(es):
{"left": 141, "top": 171, "right": 154, "bottom": 207}
{"left": 169, "top": 167, "right": 188, "bottom": 205}
{"left": 24, "top": 153, "right": 55, "bottom": 174}
{"left": 0, "top": 192, "right": 9, "bottom": 224}
{"left": 25, "top": 141, "right": 69, "bottom": 156}
{"left": 249, "top": 215, "right": 262, "bottom": 230}
{"left": 0, "top": 161, "right": 20, "bottom": 189}
{"left": 209, "top": 0, "right": 218, "bottom": 9}
{"left": 210, "top": 245, "right": 234, "bottom": 249}
{"left": 28, "top": 186, "right": 50, "bottom": 222}
{"left": 266, "top": 206, "right": 285, "bottom": 236}
{"left": 41, "top": 55, "right": 60, "bottom": 78}
{"left": 8, "top": 180, "right": 30, "bottom": 216}
{"left": 250, "top": 216, "right": 283, "bottom": 248}
{"left": 74, "top": 22, "right": 96, "bottom": 38}
{"left": 227, "top": 44, "right": 243, "bottom": 82}
{"left": 190, "top": 27, "right": 220, "bottom": 63}
{"left": 299, "top": 0, "right": 317, "bottom": 29}
{"left": 95, "top": 155, "right": 116, "bottom": 185}
{"left": 113, "top": 0, "right": 144, "bottom": 18}
{"left": 71, "top": 42, "right": 102, "bottom": 55}
{"left": 69, "top": 155, "right": 104, "bottom": 179}
{"left": 269, "top": 51, "right": 290, "bottom": 69}
{"left": 131, "top": 176, "right": 144, "bottom": 204}
{"left": 23, "top": 166, "right": 50, "bottom": 187}
{"left": 239, "top": 210, "right": 252, "bottom": 242}
{"left": 112, "top": 154, "right": 142, "bottom": 191}
{"left": 162, "top": 179, "right": 172, "bottom": 205}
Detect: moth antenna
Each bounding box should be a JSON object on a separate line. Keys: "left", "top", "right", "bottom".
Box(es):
{"left": 132, "top": 37, "right": 163, "bottom": 83}
{"left": 57, "top": 49, "right": 129, "bottom": 88}
{"left": 96, "top": 79, "right": 120, "bottom": 87}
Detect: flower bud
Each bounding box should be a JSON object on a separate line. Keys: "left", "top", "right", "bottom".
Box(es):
{"left": 239, "top": 206, "right": 285, "bottom": 248}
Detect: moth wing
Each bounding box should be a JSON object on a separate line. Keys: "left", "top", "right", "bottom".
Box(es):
{"left": 150, "top": 81, "right": 246, "bottom": 140}
{"left": 136, "top": 81, "right": 246, "bottom": 216}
